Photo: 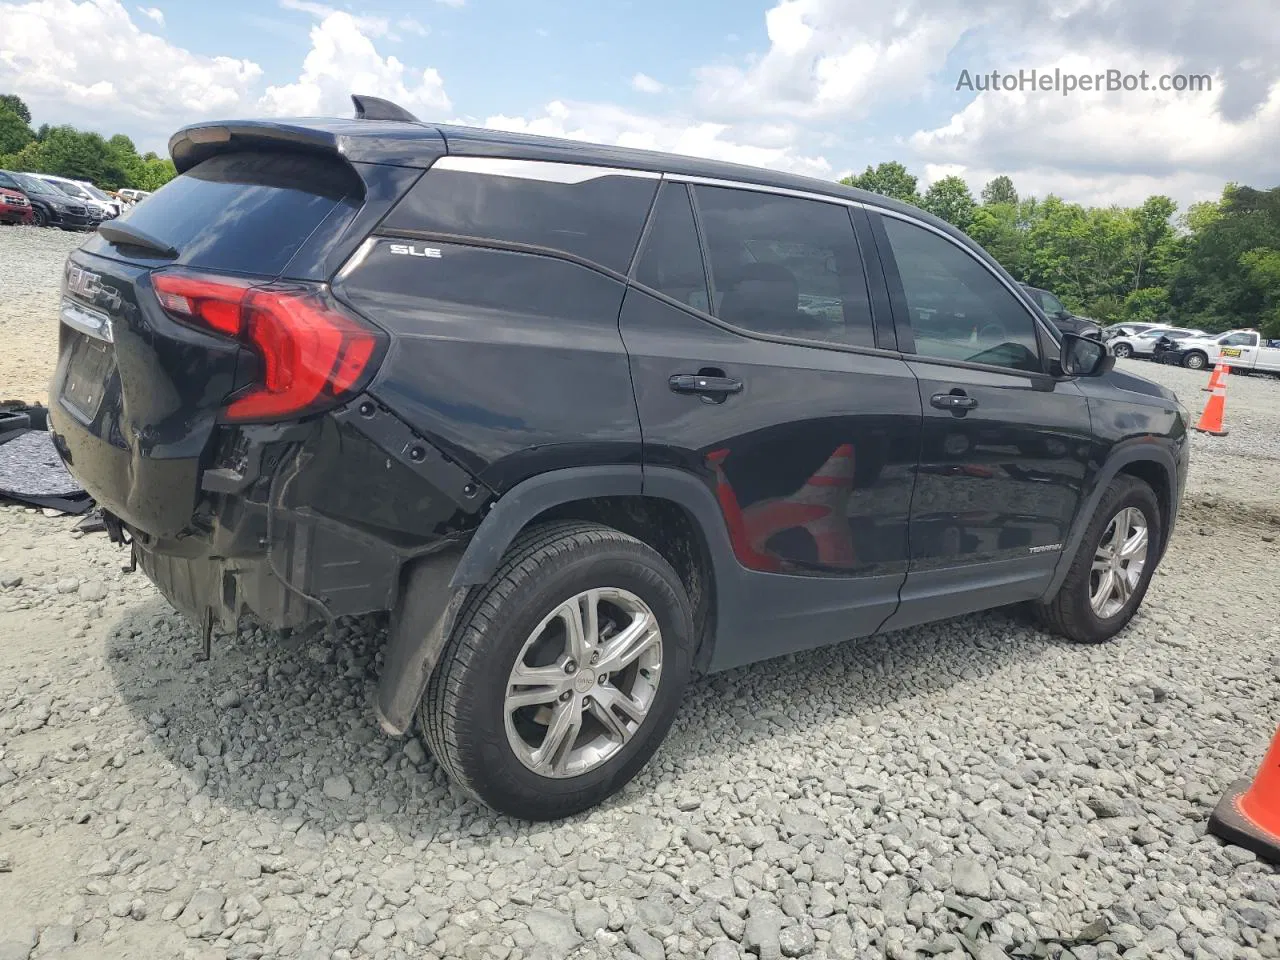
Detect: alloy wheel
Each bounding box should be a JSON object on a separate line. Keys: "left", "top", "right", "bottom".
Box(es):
{"left": 504, "top": 588, "right": 663, "bottom": 779}
{"left": 1090, "top": 506, "right": 1148, "bottom": 618}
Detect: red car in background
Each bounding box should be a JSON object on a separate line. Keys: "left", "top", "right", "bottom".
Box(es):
{"left": 0, "top": 188, "right": 33, "bottom": 225}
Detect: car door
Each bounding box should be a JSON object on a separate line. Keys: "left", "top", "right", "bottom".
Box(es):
{"left": 866, "top": 209, "right": 1093, "bottom": 631}
{"left": 1218, "top": 331, "right": 1261, "bottom": 369}
{"left": 619, "top": 181, "right": 922, "bottom": 667}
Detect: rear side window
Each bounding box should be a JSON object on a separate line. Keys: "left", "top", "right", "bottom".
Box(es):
{"left": 384, "top": 159, "right": 659, "bottom": 274}
{"left": 693, "top": 185, "right": 876, "bottom": 349}
{"left": 633, "top": 183, "right": 710, "bottom": 313}
{"left": 105, "top": 152, "right": 361, "bottom": 275}
{"left": 881, "top": 215, "right": 1043, "bottom": 374}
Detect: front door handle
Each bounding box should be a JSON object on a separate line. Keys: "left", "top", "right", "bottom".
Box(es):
{"left": 670, "top": 374, "right": 744, "bottom": 396}
{"left": 930, "top": 392, "right": 979, "bottom": 412}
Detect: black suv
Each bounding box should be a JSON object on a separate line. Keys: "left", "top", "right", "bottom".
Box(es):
{"left": 1020, "top": 285, "right": 1102, "bottom": 340}
{"left": 0, "top": 170, "right": 94, "bottom": 229}
{"left": 49, "top": 97, "right": 1189, "bottom": 819}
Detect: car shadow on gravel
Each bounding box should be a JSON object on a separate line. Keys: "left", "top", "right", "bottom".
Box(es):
{"left": 103, "top": 594, "right": 1065, "bottom": 836}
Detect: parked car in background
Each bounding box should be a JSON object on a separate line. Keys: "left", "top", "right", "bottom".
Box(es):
{"left": 0, "top": 170, "right": 93, "bottom": 229}
{"left": 0, "top": 186, "right": 33, "bottom": 225}
{"left": 1019, "top": 285, "right": 1102, "bottom": 339}
{"left": 1161, "top": 329, "right": 1280, "bottom": 373}
{"left": 72, "top": 179, "right": 123, "bottom": 217}
{"left": 49, "top": 98, "right": 1190, "bottom": 819}
{"left": 1109, "top": 326, "right": 1207, "bottom": 359}
{"left": 116, "top": 188, "right": 152, "bottom": 205}
{"left": 33, "top": 174, "right": 116, "bottom": 220}
{"left": 1102, "top": 322, "right": 1159, "bottom": 341}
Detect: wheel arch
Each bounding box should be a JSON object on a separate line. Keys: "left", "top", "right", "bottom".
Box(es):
{"left": 1042, "top": 442, "right": 1178, "bottom": 601}
{"left": 376, "top": 464, "right": 737, "bottom": 735}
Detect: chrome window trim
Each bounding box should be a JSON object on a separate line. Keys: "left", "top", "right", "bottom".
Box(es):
{"left": 431, "top": 156, "right": 661, "bottom": 183}
{"left": 663, "top": 172, "right": 869, "bottom": 210}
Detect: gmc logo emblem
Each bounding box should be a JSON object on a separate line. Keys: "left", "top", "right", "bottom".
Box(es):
{"left": 65, "top": 264, "right": 122, "bottom": 311}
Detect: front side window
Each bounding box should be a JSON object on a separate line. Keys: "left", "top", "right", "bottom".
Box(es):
{"left": 881, "top": 215, "right": 1043, "bottom": 373}
{"left": 1221, "top": 332, "right": 1258, "bottom": 347}
{"left": 692, "top": 185, "right": 875, "bottom": 349}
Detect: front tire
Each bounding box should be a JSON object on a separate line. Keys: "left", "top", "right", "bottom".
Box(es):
{"left": 1112, "top": 342, "right": 1133, "bottom": 359}
{"left": 1184, "top": 351, "right": 1208, "bottom": 370}
{"left": 32, "top": 206, "right": 48, "bottom": 228}
{"left": 419, "top": 521, "right": 693, "bottom": 820}
{"left": 1036, "top": 475, "right": 1161, "bottom": 644}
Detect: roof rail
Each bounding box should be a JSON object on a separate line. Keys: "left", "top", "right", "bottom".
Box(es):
{"left": 351, "top": 94, "right": 420, "bottom": 123}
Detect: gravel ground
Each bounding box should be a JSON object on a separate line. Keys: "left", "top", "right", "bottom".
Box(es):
{"left": 3, "top": 228, "right": 1280, "bottom": 959}
{"left": 0, "top": 226, "right": 83, "bottom": 404}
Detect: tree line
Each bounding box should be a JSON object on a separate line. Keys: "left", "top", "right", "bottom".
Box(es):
{"left": 841, "top": 162, "right": 1280, "bottom": 336}
{"left": 0, "top": 94, "right": 176, "bottom": 193}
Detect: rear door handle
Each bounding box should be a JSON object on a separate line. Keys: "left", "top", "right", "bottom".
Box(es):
{"left": 930, "top": 392, "right": 979, "bottom": 411}
{"left": 669, "top": 374, "right": 743, "bottom": 396}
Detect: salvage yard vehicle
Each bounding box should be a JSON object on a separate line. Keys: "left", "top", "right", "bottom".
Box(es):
{"left": 1109, "top": 326, "right": 1207, "bottom": 359}
{"left": 1018, "top": 284, "right": 1102, "bottom": 340}
{"left": 0, "top": 170, "right": 93, "bottom": 229}
{"left": 33, "top": 174, "right": 115, "bottom": 222}
{"left": 1165, "top": 329, "right": 1280, "bottom": 374}
{"left": 0, "top": 186, "right": 33, "bottom": 225}
{"left": 48, "top": 96, "right": 1190, "bottom": 820}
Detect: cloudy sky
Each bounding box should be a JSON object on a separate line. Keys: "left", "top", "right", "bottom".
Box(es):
{"left": 1, "top": 0, "right": 1276, "bottom": 208}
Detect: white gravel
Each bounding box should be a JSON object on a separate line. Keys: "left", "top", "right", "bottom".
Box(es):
{"left": 3, "top": 230, "right": 1280, "bottom": 960}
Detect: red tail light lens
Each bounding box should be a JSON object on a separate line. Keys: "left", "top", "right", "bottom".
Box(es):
{"left": 151, "top": 269, "right": 385, "bottom": 422}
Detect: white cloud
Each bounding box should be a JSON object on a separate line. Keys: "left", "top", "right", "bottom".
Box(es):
{"left": 278, "top": 0, "right": 391, "bottom": 39}
{"left": 397, "top": 17, "right": 429, "bottom": 37}
{"left": 259, "top": 12, "right": 450, "bottom": 118}
{"left": 475, "top": 100, "right": 834, "bottom": 180}
{"left": 909, "top": 39, "right": 1280, "bottom": 205}
{"left": 630, "top": 73, "right": 664, "bottom": 94}
{"left": 0, "top": 0, "right": 261, "bottom": 141}
{"left": 435, "top": 0, "right": 465, "bottom": 6}
{"left": 136, "top": 4, "right": 162, "bottom": 24}
{"left": 694, "top": 0, "right": 971, "bottom": 122}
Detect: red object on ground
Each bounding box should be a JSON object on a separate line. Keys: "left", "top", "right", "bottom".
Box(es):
{"left": 0, "top": 189, "right": 34, "bottom": 225}
{"left": 1208, "top": 727, "right": 1280, "bottom": 863}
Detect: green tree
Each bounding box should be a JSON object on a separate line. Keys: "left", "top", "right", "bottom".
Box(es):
{"left": 0, "top": 109, "right": 32, "bottom": 155}
{"left": 980, "top": 175, "right": 1018, "bottom": 206}
{"left": 0, "top": 94, "right": 31, "bottom": 124}
{"left": 967, "top": 201, "right": 1030, "bottom": 278}
{"left": 1168, "top": 184, "right": 1280, "bottom": 332}
{"left": 841, "top": 161, "right": 920, "bottom": 205}
{"left": 921, "top": 175, "right": 977, "bottom": 231}
{"left": 135, "top": 154, "right": 176, "bottom": 191}
{"left": 1127, "top": 195, "right": 1178, "bottom": 291}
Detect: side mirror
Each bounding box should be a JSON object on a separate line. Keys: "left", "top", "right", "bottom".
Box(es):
{"left": 1060, "top": 332, "right": 1113, "bottom": 377}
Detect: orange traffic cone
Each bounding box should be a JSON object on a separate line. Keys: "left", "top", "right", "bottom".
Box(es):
{"left": 1195, "top": 373, "right": 1228, "bottom": 436}
{"left": 1202, "top": 362, "right": 1228, "bottom": 392}
{"left": 1208, "top": 727, "right": 1280, "bottom": 863}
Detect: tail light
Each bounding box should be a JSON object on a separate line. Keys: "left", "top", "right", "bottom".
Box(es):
{"left": 152, "top": 269, "right": 385, "bottom": 422}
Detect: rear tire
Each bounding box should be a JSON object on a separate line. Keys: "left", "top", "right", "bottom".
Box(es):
{"left": 1035, "top": 475, "right": 1161, "bottom": 644}
{"left": 418, "top": 521, "right": 694, "bottom": 820}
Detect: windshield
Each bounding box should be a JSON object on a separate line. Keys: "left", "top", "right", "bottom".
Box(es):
{"left": 46, "top": 180, "right": 90, "bottom": 199}
{"left": 11, "top": 173, "right": 60, "bottom": 196}
{"left": 79, "top": 183, "right": 111, "bottom": 201}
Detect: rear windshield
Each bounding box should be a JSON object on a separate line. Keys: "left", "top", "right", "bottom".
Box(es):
{"left": 97, "top": 151, "right": 361, "bottom": 276}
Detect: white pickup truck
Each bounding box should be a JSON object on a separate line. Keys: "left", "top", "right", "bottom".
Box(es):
{"left": 1173, "top": 329, "right": 1280, "bottom": 374}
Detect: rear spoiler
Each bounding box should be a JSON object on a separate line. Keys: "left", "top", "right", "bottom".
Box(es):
{"left": 169, "top": 111, "right": 444, "bottom": 174}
